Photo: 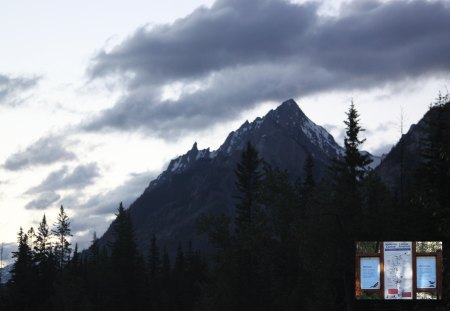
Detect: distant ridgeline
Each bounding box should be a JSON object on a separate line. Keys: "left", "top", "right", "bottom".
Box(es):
{"left": 1, "top": 98, "right": 449, "bottom": 311}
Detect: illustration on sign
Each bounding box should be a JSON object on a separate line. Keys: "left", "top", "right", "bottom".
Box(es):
{"left": 360, "top": 257, "right": 380, "bottom": 289}
{"left": 384, "top": 242, "right": 413, "bottom": 299}
{"left": 417, "top": 256, "right": 437, "bottom": 289}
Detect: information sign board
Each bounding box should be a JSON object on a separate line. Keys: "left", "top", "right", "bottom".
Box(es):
{"left": 383, "top": 242, "right": 413, "bottom": 299}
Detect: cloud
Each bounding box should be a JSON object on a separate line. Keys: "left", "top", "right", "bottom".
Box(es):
{"left": 4, "top": 135, "right": 77, "bottom": 171}
{"left": 76, "top": 171, "right": 153, "bottom": 217}
{"left": 85, "top": 0, "right": 450, "bottom": 138}
{"left": 372, "top": 143, "right": 393, "bottom": 156}
{"left": 0, "top": 73, "right": 40, "bottom": 106}
{"left": 65, "top": 171, "right": 154, "bottom": 246}
{"left": 89, "top": 0, "right": 318, "bottom": 85}
{"left": 24, "top": 191, "right": 61, "bottom": 210}
{"left": 27, "top": 163, "right": 100, "bottom": 194}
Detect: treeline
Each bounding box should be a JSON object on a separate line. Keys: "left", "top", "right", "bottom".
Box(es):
{"left": 0, "top": 204, "right": 207, "bottom": 311}
{"left": 0, "top": 97, "right": 449, "bottom": 311}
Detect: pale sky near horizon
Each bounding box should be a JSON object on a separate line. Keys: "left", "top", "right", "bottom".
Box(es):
{"left": 1, "top": 0, "right": 449, "bottom": 264}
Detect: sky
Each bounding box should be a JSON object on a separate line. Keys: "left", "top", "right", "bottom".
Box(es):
{"left": 0, "top": 0, "right": 449, "bottom": 265}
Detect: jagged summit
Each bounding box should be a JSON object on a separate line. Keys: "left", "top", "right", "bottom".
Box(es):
{"left": 272, "top": 98, "right": 306, "bottom": 119}
{"left": 148, "top": 99, "right": 343, "bottom": 192}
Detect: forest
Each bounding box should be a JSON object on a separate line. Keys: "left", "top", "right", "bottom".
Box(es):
{"left": 0, "top": 96, "right": 449, "bottom": 311}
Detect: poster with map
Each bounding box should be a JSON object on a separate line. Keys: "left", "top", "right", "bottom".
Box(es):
{"left": 384, "top": 242, "right": 413, "bottom": 299}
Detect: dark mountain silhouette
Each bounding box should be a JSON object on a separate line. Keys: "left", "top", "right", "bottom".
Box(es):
{"left": 97, "top": 99, "right": 361, "bottom": 256}
{"left": 375, "top": 101, "right": 450, "bottom": 190}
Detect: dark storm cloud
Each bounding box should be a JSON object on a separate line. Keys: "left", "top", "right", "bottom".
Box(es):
{"left": 86, "top": 0, "right": 450, "bottom": 137}
{"left": 0, "top": 74, "right": 40, "bottom": 106}
{"left": 4, "top": 136, "right": 77, "bottom": 171}
{"left": 24, "top": 191, "right": 61, "bottom": 210}
{"left": 27, "top": 163, "right": 100, "bottom": 194}
{"left": 89, "top": 0, "right": 317, "bottom": 85}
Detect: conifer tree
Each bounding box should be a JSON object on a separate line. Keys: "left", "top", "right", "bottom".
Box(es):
{"left": 52, "top": 206, "right": 72, "bottom": 270}
{"left": 343, "top": 100, "right": 372, "bottom": 184}
{"left": 329, "top": 101, "right": 372, "bottom": 224}
{"left": 10, "top": 227, "right": 36, "bottom": 311}
{"left": 234, "top": 142, "right": 269, "bottom": 310}
{"left": 35, "top": 214, "right": 52, "bottom": 263}
{"left": 234, "top": 141, "right": 262, "bottom": 232}
{"left": 70, "top": 243, "right": 80, "bottom": 274}
{"left": 35, "top": 214, "right": 57, "bottom": 310}
{"left": 110, "top": 202, "right": 145, "bottom": 311}
{"left": 325, "top": 101, "right": 371, "bottom": 310}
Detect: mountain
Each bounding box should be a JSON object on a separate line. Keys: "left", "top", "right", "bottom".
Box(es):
{"left": 0, "top": 264, "right": 12, "bottom": 284}
{"left": 375, "top": 101, "right": 450, "bottom": 190}
{"left": 97, "top": 99, "right": 348, "bottom": 256}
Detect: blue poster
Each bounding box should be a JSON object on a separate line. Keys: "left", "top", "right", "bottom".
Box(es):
{"left": 360, "top": 257, "right": 380, "bottom": 289}
{"left": 417, "top": 256, "right": 437, "bottom": 289}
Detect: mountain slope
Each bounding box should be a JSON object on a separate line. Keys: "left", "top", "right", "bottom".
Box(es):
{"left": 98, "top": 99, "right": 345, "bottom": 255}
{"left": 0, "top": 264, "right": 12, "bottom": 284}
{"left": 375, "top": 101, "right": 450, "bottom": 189}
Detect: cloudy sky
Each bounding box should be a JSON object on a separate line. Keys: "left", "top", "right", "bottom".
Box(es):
{"left": 1, "top": 0, "right": 449, "bottom": 264}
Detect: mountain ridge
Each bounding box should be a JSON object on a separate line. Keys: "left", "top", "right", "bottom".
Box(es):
{"left": 148, "top": 99, "right": 343, "bottom": 191}
{"left": 98, "top": 99, "right": 375, "bottom": 257}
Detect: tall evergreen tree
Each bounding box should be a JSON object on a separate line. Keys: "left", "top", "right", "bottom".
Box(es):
{"left": 343, "top": 100, "right": 372, "bottom": 184}
{"left": 325, "top": 101, "right": 371, "bottom": 311}
{"left": 9, "top": 227, "right": 36, "bottom": 311}
{"left": 234, "top": 142, "right": 269, "bottom": 310}
{"left": 110, "top": 202, "right": 145, "bottom": 311}
{"left": 234, "top": 141, "right": 263, "bottom": 232}
{"left": 35, "top": 214, "right": 52, "bottom": 263}
{"left": 35, "top": 214, "right": 57, "bottom": 310}
{"left": 52, "top": 206, "right": 72, "bottom": 270}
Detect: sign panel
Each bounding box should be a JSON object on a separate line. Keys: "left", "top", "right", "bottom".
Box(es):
{"left": 417, "top": 256, "right": 437, "bottom": 289}
{"left": 360, "top": 257, "right": 380, "bottom": 289}
{"left": 384, "top": 242, "right": 413, "bottom": 299}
